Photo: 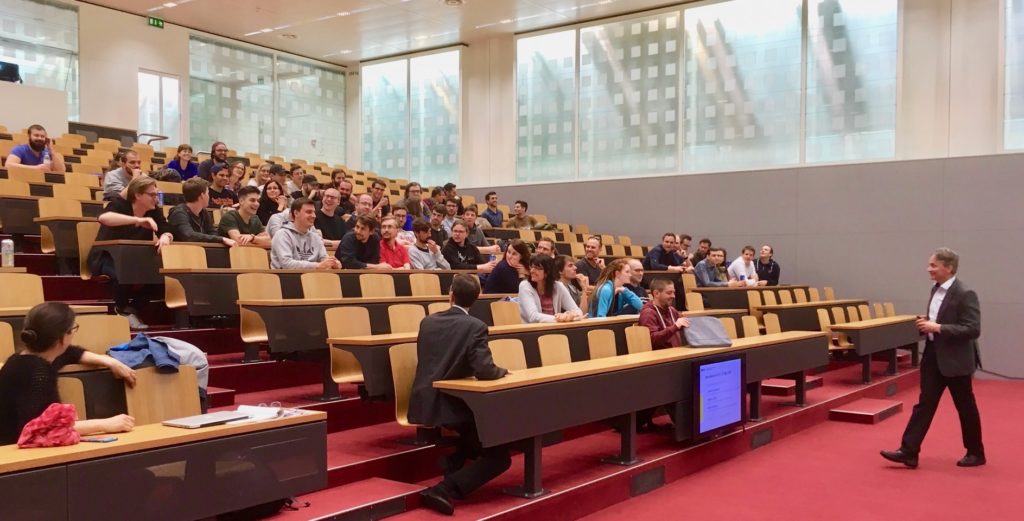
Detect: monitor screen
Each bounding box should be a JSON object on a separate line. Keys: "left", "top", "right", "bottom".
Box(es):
{"left": 693, "top": 355, "right": 745, "bottom": 437}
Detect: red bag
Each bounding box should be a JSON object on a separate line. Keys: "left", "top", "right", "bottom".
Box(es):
{"left": 18, "top": 403, "right": 81, "bottom": 448}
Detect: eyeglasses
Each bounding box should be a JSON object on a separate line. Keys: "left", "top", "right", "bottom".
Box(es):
{"left": 142, "top": 191, "right": 160, "bottom": 198}
{"left": 67, "top": 323, "right": 80, "bottom": 334}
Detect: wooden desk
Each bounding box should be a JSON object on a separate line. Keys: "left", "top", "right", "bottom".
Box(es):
{"left": 239, "top": 294, "right": 511, "bottom": 400}
{"left": 0, "top": 267, "right": 27, "bottom": 273}
{"left": 692, "top": 285, "right": 810, "bottom": 310}
{"left": 0, "top": 194, "right": 102, "bottom": 248}
{"left": 329, "top": 316, "right": 639, "bottom": 398}
{"left": 756, "top": 299, "right": 869, "bottom": 332}
{"left": 830, "top": 315, "right": 923, "bottom": 382}
{"left": 162, "top": 268, "right": 478, "bottom": 318}
{"left": 1, "top": 305, "right": 107, "bottom": 350}
{"left": 34, "top": 216, "right": 98, "bottom": 274}
{"left": 0, "top": 411, "right": 327, "bottom": 521}
{"left": 92, "top": 240, "right": 230, "bottom": 285}
{"left": 434, "top": 331, "right": 828, "bottom": 497}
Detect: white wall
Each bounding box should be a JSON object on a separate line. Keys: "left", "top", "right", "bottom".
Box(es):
{"left": 0, "top": 82, "right": 68, "bottom": 135}
{"left": 75, "top": 2, "right": 190, "bottom": 133}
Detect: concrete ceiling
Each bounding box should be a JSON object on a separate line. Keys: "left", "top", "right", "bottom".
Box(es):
{"left": 86, "top": 0, "right": 683, "bottom": 65}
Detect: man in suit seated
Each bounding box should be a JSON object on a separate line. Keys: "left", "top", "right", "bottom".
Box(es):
{"left": 409, "top": 274, "right": 510, "bottom": 515}
{"left": 882, "top": 247, "right": 985, "bottom": 468}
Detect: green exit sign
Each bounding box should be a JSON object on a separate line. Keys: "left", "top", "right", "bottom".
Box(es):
{"left": 147, "top": 17, "right": 164, "bottom": 29}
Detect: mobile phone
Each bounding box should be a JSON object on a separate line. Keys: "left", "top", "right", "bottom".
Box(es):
{"left": 82, "top": 436, "right": 118, "bottom": 443}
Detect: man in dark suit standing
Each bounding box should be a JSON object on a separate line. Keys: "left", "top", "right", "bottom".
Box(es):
{"left": 409, "top": 274, "right": 509, "bottom": 515}
{"left": 882, "top": 248, "right": 985, "bottom": 468}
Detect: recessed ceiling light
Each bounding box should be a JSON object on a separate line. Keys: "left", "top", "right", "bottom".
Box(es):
{"left": 443, "top": 0, "right": 464, "bottom": 6}
{"left": 280, "top": 33, "right": 298, "bottom": 39}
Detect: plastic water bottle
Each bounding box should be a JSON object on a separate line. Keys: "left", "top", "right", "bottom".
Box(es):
{"left": 157, "top": 191, "right": 164, "bottom": 206}
{"left": 1, "top": 239, "right": 13, "bottom": 268}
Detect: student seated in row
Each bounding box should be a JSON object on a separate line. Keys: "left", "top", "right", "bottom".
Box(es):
{"left": 270, "top": 198, "right": 340, "bottom": 270}
{"left": 589, "top": 259, "right": 645, "bottom": 317}
{"left": 218, "top": 186, "right": 271, "bottom": 247}
{"left": 0, "top": 303, "right": 136, "bottom": 445}
{"left": 167, "top": 178, "right": 236, "bottom": 246}
{"left": 518, "top": 254, "right": 584, "bottom": 323}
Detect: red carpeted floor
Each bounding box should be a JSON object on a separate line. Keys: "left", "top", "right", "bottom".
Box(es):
{"left": 583, "top": 379, "right": 1022, "bottom": 521}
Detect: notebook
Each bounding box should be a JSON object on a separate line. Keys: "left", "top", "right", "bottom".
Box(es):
{"left": 162, "top": 410, "right": 251, "bottom": 429}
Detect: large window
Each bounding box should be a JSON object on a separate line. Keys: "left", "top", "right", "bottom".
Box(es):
{"left": 0, "top": 0, "right": 79, "bottom": 120}
{"left": 138, "top": 70, "right": 181, "bottom": 147}
{"left": 1006, "top": 0, "right": 1024, "bottom": 149}
{"left": 188, "top": 37, "right": 345, "bottom": 164}
{"left": 515, "top": 0, "right": 899, "bottom": 181}
{"left": 516, "top": 31, "right": 576, "bottom": 182}
{"left": 362, "top": 49, "right": 461, "bottom": 186}
{"left": 683, "top": 0, "right": 803, "bottom": 172}
{"left": 806, "top": 0, "right": 898, "bottom": 162}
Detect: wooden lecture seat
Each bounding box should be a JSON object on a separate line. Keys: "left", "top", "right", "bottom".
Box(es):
{"left": 489, "top": 338, "right": 528, "bottom": 371}
{"left": 301, "top": 272, "right": 343, "bottom": 299}
{"left": 125, "top": 366, "right": 201, "bottom": 425}
{"left": 490, "top": 300, "right": 522, "bottom": 327}
{"left": 624, "top": 325, "right": 653, "bottom": 354}
{"left": 324, "top": 306, "right": 367, "bottom": 385}
{"left": 587, "top": 329, "right": 617, "bottom": 359}
{"left": 537, "top": 334, "right": 572, "bottom": 366}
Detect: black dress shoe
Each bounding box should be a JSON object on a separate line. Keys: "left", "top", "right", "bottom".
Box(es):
{"left": 957, "top": 453, "right": 986, "bottom": 467}
{"left": 420, "top": 485, "right": 455, "bottom": 516}
{"left": 880, "top": 449, "right": 918, "bottom": 468}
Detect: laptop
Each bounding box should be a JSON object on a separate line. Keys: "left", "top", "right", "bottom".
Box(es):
{"left": 162, "top": 411, "right": 251, "bottom": 429}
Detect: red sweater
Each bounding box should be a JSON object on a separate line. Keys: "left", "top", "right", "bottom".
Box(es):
{"left": 379, "top": 239, "right": 410, "bottom": 268}
{"left": 638, "top": 301, "right": 683, "bottom": 349}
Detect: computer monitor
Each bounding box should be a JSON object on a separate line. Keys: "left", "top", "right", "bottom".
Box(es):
{"left": 691, "top": 353, "right": 746, "bottom": 439}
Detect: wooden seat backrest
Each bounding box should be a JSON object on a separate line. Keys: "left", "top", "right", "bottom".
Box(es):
{"left": 301, "top": 272, "right": 343, "bottom": 299}
{"left": 538, "top": 334, "right": 572, "bottom": 366}
{"left": 125, "top": 366, "right": 200, "bottom": 425}
{"left": 624, "top": 325, "right": 652, "bottom": 354}
{"left": 325, "top": 306, "right": 368, "bottom": 384}
{"left": 489, "top": 338, "right": 527, "bottom": 371}
{"left": 388, "top": 304, "right": 426, "bottom": 334}
{"left": 587, "top": 329, "right": 617, "bottom": 359}
{"left": 389, "top": 342, "right": 419, "bottom": 426}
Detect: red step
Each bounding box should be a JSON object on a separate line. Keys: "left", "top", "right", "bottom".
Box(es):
{"left": 206, "top": 386, "right": 236, "bottom": 408}
{"left": 206, "top": 359, "right": 323, "bottom": 394}
{"left": 42, "top": 275, "right": 110, "bottom": 301}
{"left": 828, "top": 398, "right": 903, "bottom": 424}
{"left": 12, "top": 252, "right": 56, "bottom": 275}
{"left": 149, "top": 326, "right": 248, "bottom": 356}
{"left": 761, "top": 375, "right": 824, "bottom": 396}
{"left": 269, "top": 478, "right": 423, "bottom": 521}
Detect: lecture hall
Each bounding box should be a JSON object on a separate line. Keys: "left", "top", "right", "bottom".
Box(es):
{"left": 0, "top": 0, "right": 1019, "bottom": 519}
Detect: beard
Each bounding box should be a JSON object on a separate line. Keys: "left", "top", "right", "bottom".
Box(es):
{"left": 29, "top": 139, "right": 46, "bottom": 152}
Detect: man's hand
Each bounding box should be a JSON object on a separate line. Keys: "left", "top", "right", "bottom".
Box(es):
{"left": 916, "top": 318, "right": 941, "bottom": 334}
{"left": 236, "top": 233, "right": 253, "bottom": 246}
{"left": 136, "top": 216, "right": 158, "bottom": 231}
{"left": 427, "top": 239, "right": 440, "bottom": 253}
{"left": 675, "top": 316, "right": 690, "bottom": 329}
{"left": 222, "top": 237, "right": 237, "bottom": 247}
{"left": 596, "top": 258, "right": 606, "bottom": 269}
{"left": 756, "top": 280, "right": 768, "bottom": 287}
{"left": 668, "top": 265, "right": 685, "bottom": 272}
{"left": 478, "top": 260, "right": 497, "bottom": 273}
{"left": 316, "top": 258, "right": 339, "bottom": 270}
{"left": 373, "top": 263, "right": 394, "bottom": 271}
{"left": 155, "top": 233, "right": 172, "bottom": 254}
{"left": 727, "top": 280, "right": 744, "bottom": 288}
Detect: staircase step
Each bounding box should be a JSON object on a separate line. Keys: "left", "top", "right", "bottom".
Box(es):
{"left": 761, "top": 375, "right": 824, "bottom": 396}
{"left": 270, "top": 478, "right": 423, "bottom": 521}
{"left": 42, "top": 275, "right": 110, "bottom": 301}
{"left": 829, "top": 398, "right": 903, "bottom": 424}
{"left": 206, "top": 386, "right": 235, "bottom": 408}
{"left": 148, "top": 326, "right": 248, "bottom": 356}
{"left": 207, "top": 359, "right": 323, "bottom": 394}
{"left": 12, "top": 252, "right": 56, "bottom": 275}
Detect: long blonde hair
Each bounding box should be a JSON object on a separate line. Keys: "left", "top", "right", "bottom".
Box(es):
{"left": 587, "top": 258, "right": 629, "bottom": 312}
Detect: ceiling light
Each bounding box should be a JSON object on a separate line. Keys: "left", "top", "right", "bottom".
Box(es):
{"left": 499, "top": 19, "right": 512, "bottom": 24}
{"left": 337, "top": 11, "right": 350, "bottom": 16}
{"left": 162, "top": 2, "right": 177, "bottom": 7}
{"left": 280, "top": 33, "right": 298, "bottom": 39}
{"left": 443, "top": 0, "right": 464, "bottom": 5}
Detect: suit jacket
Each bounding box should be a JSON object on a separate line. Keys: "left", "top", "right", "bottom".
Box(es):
{"left": 928, "top": 278, "right": 981, "bottom": 377}
{"left": 407, "top": 308, "right": 507, "bottom": 427}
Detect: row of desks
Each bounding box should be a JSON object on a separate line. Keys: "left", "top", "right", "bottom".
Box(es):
{"left": 430, "top": 331, "right": 830, "bottom": 497}
{"left": 0, "top": 412, "right": 327, "bottom": 521}
{"left": 693, "top": 285, "right": 811, "bottom": 310}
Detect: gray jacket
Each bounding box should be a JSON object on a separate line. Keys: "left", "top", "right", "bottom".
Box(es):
{"left": 408, "top": 243, "right": 451, "bottom": 270}
{"left": 266, "top": 209, "right": 291, "bottom": 237}
{"left": 517, "top": 280, "right": 580, "bottom": 323}
{"left": 270, "top": 222, "right": 327, "bottom": 269}
{"left": 102, "top": 167, "right": 131, "bottom": 201}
